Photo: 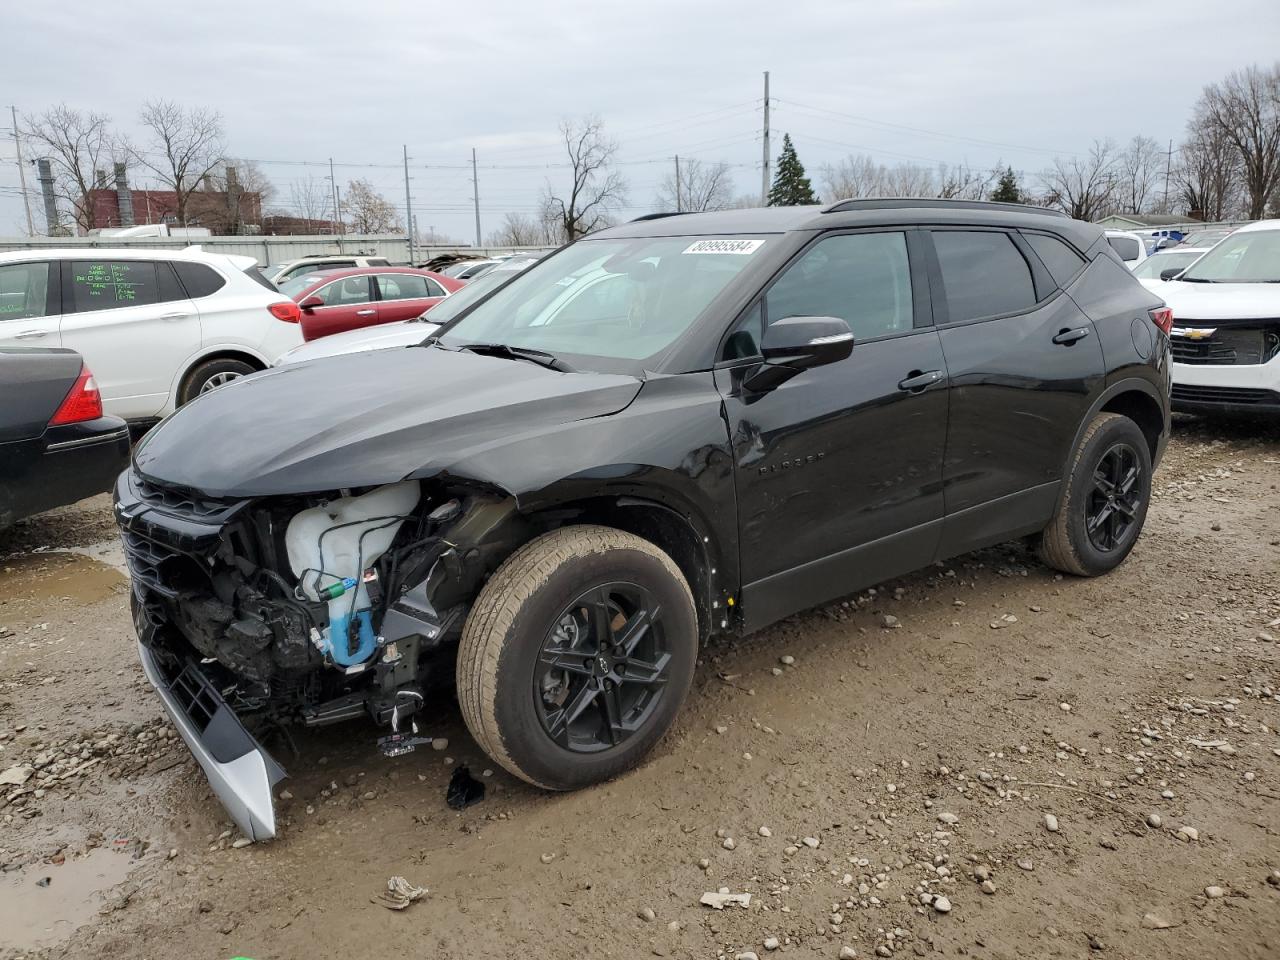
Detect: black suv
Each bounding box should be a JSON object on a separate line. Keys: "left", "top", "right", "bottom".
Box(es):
{"left": 115, "top": 200, "right": 1170, "bottom": 840}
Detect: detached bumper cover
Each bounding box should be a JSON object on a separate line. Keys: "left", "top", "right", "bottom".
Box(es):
{"left": 137, "top": 641, "right": 286, "bottom": 841}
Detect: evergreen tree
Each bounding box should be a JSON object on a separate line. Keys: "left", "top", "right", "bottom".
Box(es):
{"left": 990, "top": 166, "right": 1023, "bottom": 204}
{"left": 768, "top": 134, "right": 817, "bottom": 206}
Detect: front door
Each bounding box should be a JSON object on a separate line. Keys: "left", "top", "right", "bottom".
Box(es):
{"left": 715, "top": 230, "right": 949, "bottom": 630}
{"left": 301, "top": 275, "right": 378, "bottom": 340}
{"left": 925, "top": 228, "right": 1106, "bottom": 555}
{"left": 58, "top": 259, "right": 199, "bottom": 420}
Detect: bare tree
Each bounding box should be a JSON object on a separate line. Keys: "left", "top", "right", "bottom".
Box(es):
{"left": 199, "top": 159, "right": 273, "bottom": 234}
{"left": 286, "top": 176, "right": 332, "bottom": 224}
{"left": 1118, "top": 135, "right": 1165, "bottom": 214}
{"left": 131, "top": 100, "right": 226, "bottom": 226}
{"left": 1040, "top": 140, "right": 1119, "bottom": 221}
{"left": 542, "top": 115, "right": 627, "bottom": 241}
{"left": 1198, "top": 64, "right": 1280, "bottom": 219}
{"left": 821, "top": 154, "right": 885, "bottom": 200}
{"left": 1176, "top": 109, "right": 1243, "bottom": 220}
{"left": 344, "top": 179, "right": 401, "bottom": 233}
{"left": 935, "top": 162, "right": 994, "bottom": 200}
{"left": 657, "top": 158, "right": 734, "bottom": 212}
{"left": 486, "top": 212, "right": 553, "bottom": 246}
{"left": 23, "top": 104, "right": 118, "bottom": 233}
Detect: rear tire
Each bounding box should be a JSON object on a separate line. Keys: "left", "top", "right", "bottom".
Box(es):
{"left": 457, "top": 525, "right": 698, "bottom": 790}
{"left": 179, "top": 358, "right": 257, "bottom": 405}
{"left": 1038, "top": 412, "right": 1152, "bottom": 576}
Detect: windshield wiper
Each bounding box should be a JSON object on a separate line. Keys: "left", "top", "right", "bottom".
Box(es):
{"left": 457, "top": 342, "right": 575, "bottom": 372}
{"left": 1178, "top": 276, "right": 1215, "bottom": 283}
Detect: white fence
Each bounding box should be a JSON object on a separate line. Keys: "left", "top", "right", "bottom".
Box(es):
{"left": 0, "top": 234, "right": 551, "bottom": 267}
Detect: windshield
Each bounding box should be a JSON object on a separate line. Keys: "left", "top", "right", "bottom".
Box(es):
{"left": 1180, "top": 230, "right": 1230, "bottom": 247}
{"left": 279, "top": 272, "right": 336, "bottom": 298}
{"left": 416, "top": 265, "right": 526, "bottom": 323}
{"left": 1132, "top": 251, "right": 1201, "bottom": 279}
{"left": 437, "top": 235, "right": 764, "bottom": 368}
{"left": 1180, "top": 229, "right": 1280, "bottom": 283}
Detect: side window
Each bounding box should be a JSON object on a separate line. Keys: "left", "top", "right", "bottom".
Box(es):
{"left": 156, "top": 262, "right": 187, "bottom": 303}
{"left": 68, "top": 261, "right": 159, "bottom": 313}
{"left": 423, "top": 277, "right": 446, "bottom": 297}
{"left": 1023, "top": 233, "right": 1087, "bottom": 287}
{"left": 1107, "top": 236, "right": 1141, "bottom": 262}
{"left": 931, "top": 231, "right": 1036, "bottom": 324}
{"left": 314, "top": 276, "right": 372, "bottom": 306}
{"left": 376, "top": 274, "right": 431, "bottom": 300}
{"left": 0, "top": 262, "right": 51, "bottom": 321}
{"left": 766, "top": 232, "right": 914, "bottom": 339}
{"left": 174, "top": 262, "right": 227, "bottom": 298}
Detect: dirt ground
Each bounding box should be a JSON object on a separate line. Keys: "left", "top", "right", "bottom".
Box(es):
{"left": 1, "top": 416, "right": 1278, "bottom": 960}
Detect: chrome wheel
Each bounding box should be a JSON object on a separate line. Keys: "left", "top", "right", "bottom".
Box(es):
{"left": 200, "top": 371, "right": 243, "bottom": 394}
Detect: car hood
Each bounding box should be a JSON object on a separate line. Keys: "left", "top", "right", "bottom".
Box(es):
{"left": 135, "top": 345, "right": 642, "bottom": 498}
{"left": 1155, "top": 281, "right": 1280, "bottom": 322}
{"left": 274, "top": 321, "right": 438, "bottom": 366}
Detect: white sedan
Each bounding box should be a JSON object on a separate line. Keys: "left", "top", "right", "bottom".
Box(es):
{"left": 0, "top": 247, "right": 303, "bottom": 422}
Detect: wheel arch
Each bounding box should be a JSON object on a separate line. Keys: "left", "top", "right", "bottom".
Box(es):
{"left": 1066, "top": 378, "right": 1169, "bottom": 478}
{"left": 173, "top": 347, "right": 271, "bottom": 404}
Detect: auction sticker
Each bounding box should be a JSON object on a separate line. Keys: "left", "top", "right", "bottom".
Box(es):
{"left": 682, "top": 239, "right": 765, "bottom": 255}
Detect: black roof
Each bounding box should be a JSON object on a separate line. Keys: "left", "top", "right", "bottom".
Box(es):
{"left": 596, "top": 198, "right": 1098, "bottom": 249}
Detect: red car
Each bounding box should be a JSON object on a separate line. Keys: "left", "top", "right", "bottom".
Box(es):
{"left": 282, "top": 267, "right": 463, "bottom": 342}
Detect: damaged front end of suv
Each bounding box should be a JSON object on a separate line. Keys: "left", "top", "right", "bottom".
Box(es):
{"left": 119, "top": 468, "right": 529, "bottom": 840}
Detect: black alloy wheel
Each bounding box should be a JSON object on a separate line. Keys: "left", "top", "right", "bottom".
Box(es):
{"left": 533, "top": 582, "right": 672, "bottom": 753}
{"left": 1085, "top": 442, "right": 1145, "bottom": 552}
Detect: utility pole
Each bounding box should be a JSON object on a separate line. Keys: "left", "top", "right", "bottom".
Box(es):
{"left": 471, "top": 147, "right": 481, "bottom": 248}
{"left": 9, "top": 106, "right": 34, "bottom": 236}
{"left": 1162, "top": 138, "right": 1173, "bottom": 214}
{"left": 328, "top": 158, "right": 341, "bottom": 235}
{"left": 760, "top": 71, "right": 771, "bottom": 206}
{"left": 674, "top": 155, "right": 682, "bottom": 212}
{"left": 403, "top": 144, "right": 415, "bottom": 264}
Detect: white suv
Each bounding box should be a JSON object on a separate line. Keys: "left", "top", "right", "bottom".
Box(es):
{"left": 268, "top": 255, "right": 391, "bottom": 285}
{"left": 0, "top": 247, "right": 304, "bottom": 423}
{"left": 1156, "top": 219, "right": 1280, "bottom": 415}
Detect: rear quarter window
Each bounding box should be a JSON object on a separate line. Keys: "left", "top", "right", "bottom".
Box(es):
{"left": 1024, "top": 233, "right": 1088, "bottom": 287}
{"left": 175, "top": 262, "right": 228, "bottom": 298}
{"left": 1107, "top": 236, "right": 1141, "bottom": 262}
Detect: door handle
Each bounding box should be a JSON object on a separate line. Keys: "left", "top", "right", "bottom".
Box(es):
{"left": 159, "top": 312, "right": 189, "bottom": 321}
{"left": 897, "top": 369, "right": 944, "bottom": 393}
{"left": 14, "top": 329, "right": 47, "bottom": 339}
{"left": 1052, "top": 326, "right": 1091, "bottom": 345}
{"left": 355, "top": 309, "right": 377, "bottom": 316}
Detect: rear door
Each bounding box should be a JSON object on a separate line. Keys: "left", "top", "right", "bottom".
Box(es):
{"left": 373, "top": 273, "right": 449, "bottom": 322}
{"left": 926, "top": 228, "right": 1105, "bottom": 555}
{"left": 0, "top": 260, "right": 60, "bottom": 349}
{"left": 58, "top": 259, "right": 199, "bottom": 420}
{"left": 716, "top": 229, "right": 949, "bottom": 629}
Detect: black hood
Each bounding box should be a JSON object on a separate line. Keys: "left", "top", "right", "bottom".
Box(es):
{"left": 135, "top": 346, "right": 642, "bottom": 497}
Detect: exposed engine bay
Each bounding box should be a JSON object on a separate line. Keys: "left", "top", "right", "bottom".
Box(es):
{"left": 117, "top": 471, "right": 533, "bottom": 837}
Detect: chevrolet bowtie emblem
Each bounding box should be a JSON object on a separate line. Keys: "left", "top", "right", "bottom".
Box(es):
{"left": 1170, "top": 327, "right": 1216, "bottom": 340}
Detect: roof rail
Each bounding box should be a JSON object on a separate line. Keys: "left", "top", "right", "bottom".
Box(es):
{"left": 822, "top": 197, "right": 1067, "bottom": 218}
{"left": 629, "top": 211, "right": 688, "bottom": 223}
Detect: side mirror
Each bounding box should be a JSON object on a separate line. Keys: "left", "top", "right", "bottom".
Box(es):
{"left": 1159, "top": 268, "right": 1182, "bottom": 281}
{"left": 745, "top": 315, "right": 854, "bottom": 392}
{"left": 299, "top": 296, "right": 324, "bottom": 311}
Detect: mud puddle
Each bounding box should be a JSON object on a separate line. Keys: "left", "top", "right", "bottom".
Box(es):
{"left": 0, "top": 847, "right": 142, "bottom": 951}
{"left": 0, "top": 552, "right": 126, "bottom": 605}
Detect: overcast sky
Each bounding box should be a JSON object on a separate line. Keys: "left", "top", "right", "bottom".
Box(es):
{"left": 3, "top": 0, "right": 1278, "bottom": 241}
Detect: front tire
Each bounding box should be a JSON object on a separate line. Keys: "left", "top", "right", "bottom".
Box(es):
{"left": 1038, "top": 412, "right": 1152, "bottom": 576}
{"left": 457, "top": 525, "right": 698, "bottom": 790}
